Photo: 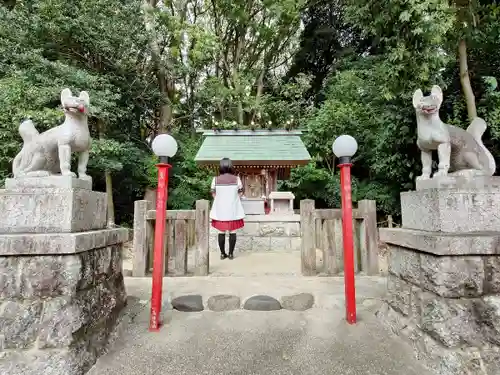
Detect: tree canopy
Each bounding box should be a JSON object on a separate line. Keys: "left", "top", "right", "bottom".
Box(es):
{"left": 1, "top": 0, "right": 499, "bottom": 224}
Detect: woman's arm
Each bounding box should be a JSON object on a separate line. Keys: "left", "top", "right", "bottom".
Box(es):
{"left": 211, "top": 177, "right": 216, "bottom": 198}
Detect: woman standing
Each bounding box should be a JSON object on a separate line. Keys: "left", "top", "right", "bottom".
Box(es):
{"left": 210, "top": 158, "right": 245, "bottom": 259}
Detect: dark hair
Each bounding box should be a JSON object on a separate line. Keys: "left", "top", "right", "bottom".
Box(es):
{"left": 219, "top": 157, "right": 234, "bottom": 175}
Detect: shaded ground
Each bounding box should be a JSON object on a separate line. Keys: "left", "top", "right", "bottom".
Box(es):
{"left": 88, "top": 276, "right": 434, "bottom": 375}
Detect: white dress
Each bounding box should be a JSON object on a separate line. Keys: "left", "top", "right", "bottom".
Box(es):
{"left": 210, "top": 174, "right": 245, "bottom": 223}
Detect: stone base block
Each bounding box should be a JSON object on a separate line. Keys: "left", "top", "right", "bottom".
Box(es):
{"left": 0, "top": 228, "right": 129, "bottom": 256}
{"left": 241, "top": 198, "right": 265, "bottom": 215}
{"left": 400, "top": 187, "right": 500, "bottom": 233}
{"left": 5, "top": 175, "right": 92, "bottom": 190}
{"left": 0, "top": 188, "right": 106, "bottom": 233}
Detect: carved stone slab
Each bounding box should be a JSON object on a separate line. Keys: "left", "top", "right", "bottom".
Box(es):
{"left": 401, "top": 184, "right": 500, "bottom": 233}
{"left": 0, "top": 188, "right": 106, "bottom": 233}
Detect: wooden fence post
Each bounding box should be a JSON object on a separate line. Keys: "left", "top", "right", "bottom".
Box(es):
{"left": 388, "top": 215, "right": 393, "bottom": 228}
{"left": 194, "top": 200, "right": 210, "bottom": 276}
{"left": 132, "top": 200, "right": 151, "bottom": 277}
{"left": 173, "top": 218, "right": 187, "bottom": 276}
{"left": 358, "top": 200, "right": 379, "bottom": 275}
{"left": 300, "top": 199, "right": 316, "bottom": 276}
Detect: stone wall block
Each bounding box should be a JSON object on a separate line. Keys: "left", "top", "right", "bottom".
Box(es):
{"left": 270, "top": 237, "right": 291, "bottom": 250}
{"left": 0, "top": 300, "right": 43, "bottom": 349}
{"left": 420, "top": 254, "right": 484, "bottom": 297}
{"left": 473, "top": 296, "right": 500, "bottom": 346}
{"left": 108, "top": 245, "right": 123, "bottom": 277}
{"left": 290, "top": 237, "right": 301, "bottom": 251}
{"left": 236, "top": 236, "right": 252, "bottom": 252}
{"left": 78, "top": 252, "right": 95, "bottom": 290}
{"left": 209, "top": 234, "right": 218, "bottom": 252}
{"left": 286, "top": 222, "right": 300, "bottom": 237}
{"left": 420, "top": 296, "right": 482, "bottom": 348}
{"left": 387, "top": 245, "right": 421, "bottom": 285}
{"left": 409, "top": 285, "right": 423, "bottom": 320}
{"left": 19, "top": 255, "right": 82, "bottom": 298}
{"left": 252, "top": 237, "right": 270, "bottom": 251}
{"left": 0, "top": 257, "right": 19, "bottom": 298}
{"left": 241, "top": 222, "right": 259, "bottom": 236}
{"left": 483, "top": 257, "right": 500, "bottom": 294}
{"left": 92, "top": 283, "right": 118, "bottom": 328}
{"left": 386, "top": 274, "right": 411, "bottom": 316}
{"left": 38, "top": 297, "right": 83, "bottom": 348}
{"left": 108, "top": 274, "right": 127, "bottom": 308}
{"left": 413, "top": 332, "right": 486, "bottom": 375}
{"left": 94, "top": 247, "right": 112, "bottom": 282}
{"left": 74, "top": 288, "right": 101, "bottom": 329}
{"left": 259, "top": 224, "right": 286, "bottom": 237}
{"left": 481, "top": 346, "right": 500, "bottom": 375}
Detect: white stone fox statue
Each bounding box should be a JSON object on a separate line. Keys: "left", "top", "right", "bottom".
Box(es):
{"left": 12, "top": 88, "right": 92, "bottom": 180}
{"left": 413, "top": 85, "right": 496, "bottom": 180}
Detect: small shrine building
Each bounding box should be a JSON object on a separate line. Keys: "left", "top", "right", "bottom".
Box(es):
{"left": 194, "top": 129, "right": 311, "bottom": 214}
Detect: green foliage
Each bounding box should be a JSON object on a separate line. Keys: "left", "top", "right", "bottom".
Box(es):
{"left": 2, "top": 0, "right": 500, "bottom": 224}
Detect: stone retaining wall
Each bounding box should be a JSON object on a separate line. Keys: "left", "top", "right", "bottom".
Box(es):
{"left": 209, "top": 215, "right": 301, "bottom": 252}
{"left": 0, "top": 241, "right": 127, "bottom": 375}
{"left": 379, "top": 178, "right": 500, "bottom": 375}
{"left": 378, "top": 245, "right": 500, "bottom": 374}
{"left": 0, "top": 178, "right": 128, "bottom": 375}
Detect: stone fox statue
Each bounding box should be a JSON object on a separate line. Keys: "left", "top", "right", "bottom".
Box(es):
{"left": 12, "top": 88, "right": 92, "bottom": 180}
{"left": 413, "top": 85, "right": 496, "bottom": 180}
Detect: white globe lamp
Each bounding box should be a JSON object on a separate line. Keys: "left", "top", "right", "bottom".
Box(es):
{"left": 151, "top": 134, "right": 178, "bottom": 162}
{"left": 332, "top": 135, "right": 358, "bottom": 164}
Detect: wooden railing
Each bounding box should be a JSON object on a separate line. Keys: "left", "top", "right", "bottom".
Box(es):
{"left": 132, "top": 198, "right": 378, "bottom": 277}
{"left": 132, "top": 200, "right": 209, "bottom": 277}
{"left": 300, "top": 199, "right": 379, "bottom": 276}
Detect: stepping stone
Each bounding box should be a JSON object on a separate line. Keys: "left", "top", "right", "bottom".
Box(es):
{"left": 243, "top": 295, "right": 281, "bottom": 311}
{"left": 171, "top": 295, "right": 204, "bottom": 312}
{"left": 280, "top": 293, "right": 314, "bottom": 311}
{"left": 207, "top": 295, "right": 241, "bottom": 311}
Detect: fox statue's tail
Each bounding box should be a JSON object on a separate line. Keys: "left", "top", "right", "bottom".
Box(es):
{"left": 467, "top": 117, "right": 496, "bottom": 175}
{"left": 12, "top": 120, "right": 39, "bottom": 177}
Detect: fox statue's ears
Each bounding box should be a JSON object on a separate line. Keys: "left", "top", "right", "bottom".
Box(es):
{"left": 412, "top": 89, "right": 423, "bottom": 108}
{"left": 430, "top": 85, "right": 443, "bottom": 105}
{"left": 412, "top": 85, "right": 443, "bottom": 108}
{"left": 79, "top": 91, "right": 90, "bottom": 106}
{"left": 60, "top": 88, "right": 90, "bottom": 106}
{"left": 61, "top": 88, "right": 72, "bottom": 104}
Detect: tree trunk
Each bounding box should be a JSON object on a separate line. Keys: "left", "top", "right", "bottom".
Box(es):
{"left": 144, "top": 0, "right": 174, "bottom": 134}
{"left": 96, "top": 119, "right": 116, "bottom": 227}
{"left": 459, "top": 39, "right": 477, "bottom": 120}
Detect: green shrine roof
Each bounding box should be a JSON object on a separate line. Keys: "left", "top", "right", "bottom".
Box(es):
{"left": 194, "top": 130, "right": 311, "bottom": 166}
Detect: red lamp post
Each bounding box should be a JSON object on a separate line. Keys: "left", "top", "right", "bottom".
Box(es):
{"left": 149, "top": 134, "right": 178, "bottom": 332}
{"left": 332, "top": 135, "right": 358, "bottom": 325}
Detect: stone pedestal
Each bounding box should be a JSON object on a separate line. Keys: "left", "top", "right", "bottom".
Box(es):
{"left": 0, "top": 176, "right": 128, "bottom": 375}
{"left": 241, "top": 198, "right": 265, "bottom": 215}
{"left": 379, "top": 176, "right": 500, "bottom": 375}
{"left": 269, "top": 191, "right": 294, "bottom": 215}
